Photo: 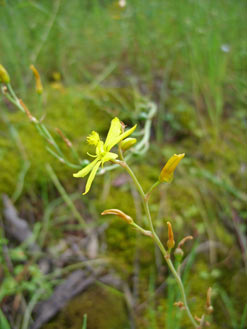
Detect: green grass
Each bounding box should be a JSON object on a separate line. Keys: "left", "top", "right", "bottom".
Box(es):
{"left": 0, "top": 0, "right": 245, "bottom": 127}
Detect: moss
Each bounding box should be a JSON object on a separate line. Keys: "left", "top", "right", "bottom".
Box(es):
{"left": 93, "top": 162, "right": 159, "bottom": 279}
{"left": 0, "top": 85, "right": 142, "bottom": 196}
{"left": 0, "top": 137, "right": 21, "bottom": 194}
{"left": 42, "top": 283, "right": 129, "bottom": 329}
{"left": 1, "top": 84, "right": 246, "bottom": 328}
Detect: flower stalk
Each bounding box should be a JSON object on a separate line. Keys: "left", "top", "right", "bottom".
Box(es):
{"left": 118, "top": 147, "right": 198, "bottom": 328}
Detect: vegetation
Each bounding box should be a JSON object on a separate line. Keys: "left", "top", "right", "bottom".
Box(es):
{"left": 0, "top": 1, "right": 246, "bottom": 329}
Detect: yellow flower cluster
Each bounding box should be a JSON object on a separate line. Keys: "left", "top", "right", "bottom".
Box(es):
{"left": 74, "top": 117, "right": 136, "bottom": 194}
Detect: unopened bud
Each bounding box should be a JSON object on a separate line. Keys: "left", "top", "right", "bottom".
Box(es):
{"left": 178, "top": 235, "right": 193, "bottom": 248}
{"left": 30, "top": 64, "right": 43, "bottom": 94}
{"left": 0, "top": 64, "right": 10, "bottom": 84}
{"left": 207, "top": 305, "right": 214, "bottom": 314}
{"left": 120, "top": 137, "right": 137, "bottom": 151}
{"left": 174, "top": 247, "right": 184, "bottom": 262}
{"left": 174, "top": 235, "right": 193, "bottom": 261}
{"left": 174, "top": 301, "right": 185, "bottom": 309}
{"left": 1, "top": 86, "right": 8, "bottom": 94}
{"left": 101, "top": 209, "right": 133, "bottom": 224}
{"left": 167, "top": 221, "right": 175, "bottom": 250}
{"left": 159, "top": 153, "right": 185, "bottom": 183}
{"left": 206, "top": 287, "right": 213, "bottom": 314}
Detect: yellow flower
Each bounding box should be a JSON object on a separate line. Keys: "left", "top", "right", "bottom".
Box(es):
{"left": 0, "top": 64, "right": 10, "bottom": 84}
{"left": 159, "top": 153, "right": 185, "bottom": 183}
{"left": 74, "top": 117, "right": 136, "bottom": 195}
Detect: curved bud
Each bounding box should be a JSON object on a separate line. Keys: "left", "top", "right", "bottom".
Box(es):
{"left": 120, "top": 137, "right": 137, "bottom": 151}
{"left": 167, "top": 221, "right": 175, "bottom": 250}
{"left": 30, "top": 64, "right": 43, "bottom": 94}
{"left": 174, "top": 301, "right": 185, "bottom": 309}
{"left": 0, "top": 64, "right": 10, "bottom": 84}
{"left": 159, "top": 153, "right": 185, "bottom": 183}
{"left": 101, "top": 208, "right": 133, "bottom": 224}
{"left": 178, "top": 235, "right": 193, "bottom": 249}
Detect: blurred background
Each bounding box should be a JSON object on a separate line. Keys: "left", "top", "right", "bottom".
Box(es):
{"left": 0, "top": 1, "right": 246, "bottom": 329}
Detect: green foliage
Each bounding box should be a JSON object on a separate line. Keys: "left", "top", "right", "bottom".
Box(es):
{"left": 0, "top": 240, "right": 52, "bottom": 303}
{"left": 0, "top": 309, "right": 11, "bottom": 329}
{"left": 0, "top": 0, "right": 246, "bottom": 328}
{"left": 81, "top": 314, "right": 87, "bottom": 329}
{"left": 0, "top": 0, "right": 245, "bottom": 130}
{"left": 0, "top": 86, "right": 143, "bottom": 195}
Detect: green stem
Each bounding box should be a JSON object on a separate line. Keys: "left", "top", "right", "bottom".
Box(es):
{"left": 4, "top": 83, "right": 81, "bottom": 169}
{"left": 119, "top": 156, "right": 197, "bottom": 328}
{"left": 46, "top": 163, "right": 86, "bottom": 228}
{"left": 146, "top": 180, "right": 160, "bottom": 200}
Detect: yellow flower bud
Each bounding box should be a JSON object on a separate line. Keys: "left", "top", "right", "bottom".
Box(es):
{"left": 159, "top": 153, "right": 185, "bottom": 183}
{"left": 86, "top": 131, "right": 100, "bottom": 146}
{"left": 0, "top": 64, "right": 10, "bottom": 83}
{"left": 120, "top": 137, "right": 137, "bottom": 151}
{"left": 167, "top": 221, "right": 175, "bottom": 250}
{"left": 30, "top": 64, "right": 43, "bottom": 94}
{"left": 101, "top": 208, "right": 133, "bottom": 224}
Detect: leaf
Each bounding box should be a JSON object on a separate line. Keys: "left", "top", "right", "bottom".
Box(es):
{"left": 0, "top": 309, "right": 11, "bottom": 329}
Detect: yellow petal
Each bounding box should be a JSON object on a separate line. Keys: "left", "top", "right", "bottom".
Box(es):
{"left": 86, "top": 131, "right": 100, "bottom": 146}
{"left": 83, "top": 160, "right": 101, "bottom": 195}
{"left": 96, "top": 141, "right": 104, "bottom": 155}
{"left": 101, "top": 152, "right": 118, "bottom": 165}
{"left": 104, "top": 117, "right": 122, "bottom": 151}
{"left": 159, "top": 153, "right": 185, "bottom": 183}
{"left": 73, "top": 158, "right": 99, "bottom": 178}
{"left": 115, "top": 124, "right": 137, "bottom": 147}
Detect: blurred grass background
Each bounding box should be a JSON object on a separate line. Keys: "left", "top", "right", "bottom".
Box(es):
{"left": 0, "top": 1, "right": 246, "bottom": 329}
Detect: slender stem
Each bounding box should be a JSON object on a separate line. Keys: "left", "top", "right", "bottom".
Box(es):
{"left": 146, "top": 180, "right": 160, "bottom": 200}
{"left": 166, "top": 258, "right": 198, "bottom": 327}
{"left": 119, "top": 155, "right": 197, "bottom": 327}
{"left": 6, "top": 83, "right": 25, "bottom": 112}
{"left": 46, "top": 164, "right": 86, "bottom": 228}
{"left": 4, "top": 83, "right": 81, "bottom": 169}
